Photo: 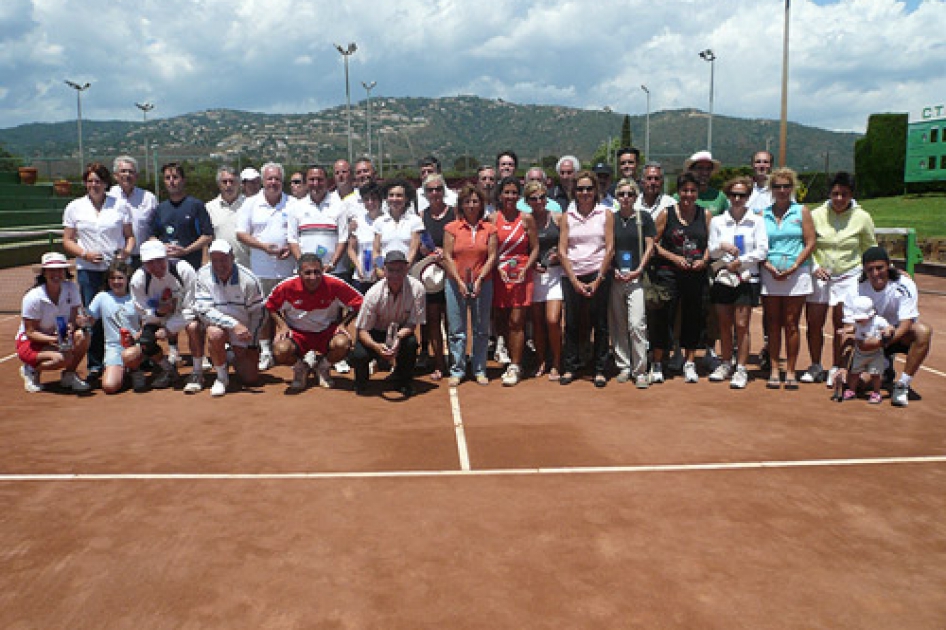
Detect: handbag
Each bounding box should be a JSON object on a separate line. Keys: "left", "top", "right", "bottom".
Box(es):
{"left": 634, "top": 211, "right": 671, "bottom": 310}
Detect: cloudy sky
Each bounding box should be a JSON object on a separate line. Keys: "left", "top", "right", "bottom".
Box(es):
{"left": 0, "top": 0, "right": 942, "bottom": 132}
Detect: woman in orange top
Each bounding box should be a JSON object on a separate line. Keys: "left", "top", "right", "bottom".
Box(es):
{"left": 442, "top": 184, "right": 498, "bottom": 386}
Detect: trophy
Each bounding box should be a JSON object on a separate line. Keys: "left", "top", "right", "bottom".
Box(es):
{"left": 617, "top": 250, "right": 633, "bottom": 273}
{"left": 734, "top": 234, "right": 745, "bottom": 255}
{"left": 362, "top": 249, "right": 374, "bottom": 277}
{"left": 540, "top": 246, "right": 558, "bottom": 268}
{"left": 420, "top": 231, "right": 436, "bottom": 253}
{"left": 56, "top": 316, "right": 73, "bottom": 352}
{"left": 683, "top": 237, "right": 699, "bottom": 264}
{"left": 503, "top": 259, "right": 520, "bottom": 282}
{"left": 115, "top": 307, "right": 134, "bottom": 348}
{"left": 465, "top": 268, "right": 475, "bottom": 295}
{"left": 385, "top": 322, "right": 399, "bottom": 350}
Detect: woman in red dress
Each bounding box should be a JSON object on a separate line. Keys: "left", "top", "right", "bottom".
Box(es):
{"left": 491, "top": 176, "right": 539, "bottom": 386}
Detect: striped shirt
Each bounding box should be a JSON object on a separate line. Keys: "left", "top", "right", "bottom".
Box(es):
{"left": 287, "top": 194, "right": 350, "bottom": 265}
{"left": 193, "top": 263, "right": 266, "bottom": 341}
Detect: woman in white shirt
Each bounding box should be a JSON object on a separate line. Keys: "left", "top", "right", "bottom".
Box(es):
{"left": 373, "top": 178, "right": 423, "bottom": 276}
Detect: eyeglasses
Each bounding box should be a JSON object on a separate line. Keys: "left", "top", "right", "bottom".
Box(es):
{"left": 772, "top": 183, "right": 793, "bottom": 190}
{"left": 576, "top": 185, "right": 595, "bottom": 193}
{"left": 727, "top": 192, "right": 748, "bottom": 199}
{"left": 616, "top": 191, "right": 637, "bottom": 198}
{"left": 426, "top": 186, "right": 444, "bottom": 193}
{"left": 527, "top": 195, "right": 546, "bottom": 203}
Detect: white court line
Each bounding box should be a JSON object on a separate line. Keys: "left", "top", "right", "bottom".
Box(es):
{"left": 0, "top": 315, "right": 19, "bottom": 323}
{"left": 3, "top": 455, "right": 946, "bottom": 482}
{"left": 0, "top": 352, "right": 16, "bottom": 364}
{"left": 449, "top": 386, "right": 471, "bottom": 471}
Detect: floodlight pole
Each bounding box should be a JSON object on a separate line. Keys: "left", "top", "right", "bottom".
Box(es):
{"left": 699, "top": 49, "right": 716, "bottom": 152}
{"left": 778, "top": 0, "right": 791, "bottom": 167}
{"left": 335, "top": 42, "right": 358, "bottom": 165}
{"left": 362, "top": 81, "right": 376, "bottom": 161}
{"left": 64, "top": 80, "right": 91, "bottom": 171}
{"left": 641, "top": 84, "right": 651, "bottom": 161}
{"left": 135, "top": 102, "right": 154, "bottom": 180}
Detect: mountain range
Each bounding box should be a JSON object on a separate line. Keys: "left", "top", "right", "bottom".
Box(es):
{"left": 0, "top": 95, "right": 859, "bottom": 173}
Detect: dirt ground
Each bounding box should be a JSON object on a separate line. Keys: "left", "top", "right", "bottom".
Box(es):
{"left": 1, "top": 270, "right": 945, "bottom": 629}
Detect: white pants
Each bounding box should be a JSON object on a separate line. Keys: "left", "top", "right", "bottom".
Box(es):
{"left": 608, "top": 277, "right": 648, "bottom": 376}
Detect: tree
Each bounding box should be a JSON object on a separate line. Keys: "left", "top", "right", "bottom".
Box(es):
{"left": 453, "top": 155, "right": 479, "bottom": 174}
{"left": 0, "top": 142, "right": 23, "bottom": 171}
{"left": 540, "top": 155, "right": 559, "bottom": 169}
{"left": 854, "top": 113, "right": 907, "bottom": 198}
{"left": 620, "top": 115, "right": 632, "bottom": 148}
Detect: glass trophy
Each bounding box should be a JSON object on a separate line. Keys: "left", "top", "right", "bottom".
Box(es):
{"left": 734, "top": 234, "right": 745, "bottom": 255}
{"left": 683, "top": 237, "right": 698, "bottom": 264}
{"left": 465, "top": 268, "right": 475, "bottom": 295}
{"left": 385, "top": 322, "right": 399, "bottom": 350}
{"left": 504, "top": 259, "right": 520, "bottom": 281}
{"left": 56, "top": 316, "right": 73, "bottom": 352}
{"left": 420, "top": 231, "right": 436, "bottom": 252}
{"left": 617, "top": 250, "right": 633, "bottom": 273}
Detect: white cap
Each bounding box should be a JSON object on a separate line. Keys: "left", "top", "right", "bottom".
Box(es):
{"left": 140, "top": 240, "right": 168, "bottom": 262}
{"left": 240, "top": 167, "right": 261, "bottom": 181}
{"left": 851, "top": 295, "right": 875, "bottom": 321}
{"left": 208, "top": 239, "right": 232, "bottom": 255}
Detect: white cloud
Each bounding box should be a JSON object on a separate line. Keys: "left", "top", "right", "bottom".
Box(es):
{"left": 0, "top": 0, "right": 941, "bottom": 133}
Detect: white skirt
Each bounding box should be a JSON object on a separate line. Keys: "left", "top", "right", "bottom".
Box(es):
{"left": 532, "top": 265, "right": 564, "bottom": 302}
{"left": 761, "top": 264, "right": 813, "bottom": 297}
{"left": 807, "top": 268, "right": 860, "bottom": 306}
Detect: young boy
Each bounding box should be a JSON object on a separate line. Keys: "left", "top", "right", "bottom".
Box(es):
{"left": 843, "top": 295, "right": 894, "bottom": 404}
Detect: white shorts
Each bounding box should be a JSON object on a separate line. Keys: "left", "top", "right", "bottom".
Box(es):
{"left": 807, "top": 268, "right": 860, "bottom": 307}
{"left": 532, "top": 266, "right": 564, "bottom": 303}
{"left": 761, "top": 265, "right": 812, "bottom": 297}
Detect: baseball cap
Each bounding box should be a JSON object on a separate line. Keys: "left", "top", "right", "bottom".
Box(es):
{"left": 40, "top": 252, "right": 70, "bottom": 269}
{"left": 851, "top": 295, "right": 875, "bottom": 322}
{"left": 592, "top": 162, "right": 613, "bottom": 175}
{"left": 208, "top": 239, "right": 232, "bottom": 255}
{"left": 140, "top": 240, "right": 168, "bottom": 262}
{"left": 240, "top": 167, "right": 261, "bottom": 181}
{"left": 384, "top": 250, "right": 408, "bottom": 265}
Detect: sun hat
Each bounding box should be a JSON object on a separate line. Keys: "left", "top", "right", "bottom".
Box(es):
{"left": 140, "top": 240, "right": 168, "bottom": 262}
{"left": 683, "top": 151, "right": 721, "bottom": 174}
{"left": 40, "top": 252, "right": 70, "bottom": 269}
{"left": 851, "top": 295, "right": 875, "bottom": 322}
{"left": 409, "top": 256, "right": 446, "bottom": 293}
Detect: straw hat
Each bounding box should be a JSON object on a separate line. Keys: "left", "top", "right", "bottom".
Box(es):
{"left": 410, "top": 257, "right": 446, "bottom": 293}
{"left": 683, "top": 150, "right": 721, "bottom": 174}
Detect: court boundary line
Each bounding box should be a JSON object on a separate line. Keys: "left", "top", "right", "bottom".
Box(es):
{"left": 3, "top": 454, "right": 945, "bottom": 482}
{"left": 449, "top": 386, "right": 471, "bottom": 471}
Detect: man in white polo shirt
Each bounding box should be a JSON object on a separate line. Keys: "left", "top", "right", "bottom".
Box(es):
{"left": 110, "top": 155, "right": 157, "bottom": 268}
{"left": 236, "top": 161, "right": 294, "bottom": 370}
{"left": 193, "top": 239, "right": 266, "bottom": 397}
{"left": 288, "top": 164, "right": 351, "bottom": 280}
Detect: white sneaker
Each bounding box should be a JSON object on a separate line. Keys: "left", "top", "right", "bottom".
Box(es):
{"left": 825, "top": 366, "right": 840, "bottom": 389}
{"left": 168, "top": 346, "right": 181, "bottom": 366}
{"left": 60, "top": 370, "right": 91, "bottom": 392}
{"left": 501, "top": 364, "right": 521, "bottom": 387}
{"left": 684, "top": 362, "right": 699, "bottom": 383}
{"left": 799, "top": 363, "right": 824, "bottom": 384}
{"left": 495, "top": 343, "right": 511, "bottom": 365}
{"left": 334, "top": 359, "right": 351, "bottom": 374}
{"left": 210, "top": 377, "right": 228, "bottom": 397}
{"left": 316, "top": 357, "right": 334, "bottom": 389}
{"left": 303, "top": 350, "right": 317, "bottom": 369}
{"left": 891, "top": 382, "right": 909, "bottom": 407}
{"left": 635, "top": 374, "right": 650, "bottom": 389}
{"left": 616, "top": 369, "right": 632, "bottom": 384}
{"left": 290, "top": 361, "right": 307, "bottom": 391}
{"left": 649, "top": 363, "right": 665, "bottom": 384}
{"left": 20, "top": 365, "right": 42, "bottom": 393}
{"left": 201, "top": 356, "right": 212, "bottom": 370}
{"left": 708, "top": 363, "right": 731, "bottom": 382}
{"left": 183, "top": 373, "right": 203, "bottom": 394}
{"left": 730, "top": 366, "right": 748, "bottom": 389}
{"left": 258, "top": 352, "right": 275, "bottom": 371}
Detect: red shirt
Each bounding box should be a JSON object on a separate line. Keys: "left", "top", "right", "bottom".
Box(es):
{"left": 445, "top": 219, "right": 496, "bottom": 283}
{"left": 266, "top": 274, "right": 363, "bottom": 333}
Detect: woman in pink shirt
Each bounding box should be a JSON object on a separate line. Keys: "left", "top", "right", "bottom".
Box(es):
{"left": 558, "top": 171, "right": 614, "bottom": 387}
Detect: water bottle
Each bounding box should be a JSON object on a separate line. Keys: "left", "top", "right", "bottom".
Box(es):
{"left": 420, "top": 231, "right": 436, "bottom": 253}
{"left": 56, "top": 316, "right": 73, "bottom": 352}
{"left": 363, "top": 249, "right": 373, "bottom": 277}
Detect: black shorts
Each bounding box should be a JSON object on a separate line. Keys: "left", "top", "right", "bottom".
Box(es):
{"left": 425, "top": 289, "right": 446, "bottom": 306}
{"left": 710, "top": 281, "right": 761, "bottom": 307}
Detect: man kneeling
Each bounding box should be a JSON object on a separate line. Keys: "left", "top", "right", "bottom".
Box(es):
{"left": 350, "top": 250, "right": 426, "bottom": 397}
{"left": 193, "top": 240, "right": 267, "bottom": 396}
{"left": 265, "top": 254, "right": 363, "bottom": 391}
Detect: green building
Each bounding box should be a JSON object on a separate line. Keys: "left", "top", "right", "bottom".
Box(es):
{"left": 905, "top": 103, "right": 946, "bottom": 183}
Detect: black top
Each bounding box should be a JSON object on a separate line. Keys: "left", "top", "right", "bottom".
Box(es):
{"left": 422, "top": 206, "right": 456, "bottom": 248}
{"left": 150, "top": 196, "right": 214, "bottom": 270}
{"left": 613, "top": 210, "right": 656, "bottom": 271}
{"left": 658, "top": 205, "right": 708, "bottom": 271}
{"left": 535, "top": 211, "right": 560, "bottom": 266}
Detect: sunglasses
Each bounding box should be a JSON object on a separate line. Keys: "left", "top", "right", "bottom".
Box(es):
{"left": 527, "top": 195, "right": 546, "bottom": 203}
{"left": 616, "top": 191, "right": 637, "bottom": 198}
{"left": 772, "top": 183, "right": 793, "bottom": 190}
{"left": 727, "top": 191, "right": 748, "bottom": 199}
{"left": 426, "top": 186, "right": 444, "bottom": 193}
{"left": 576, "top": 185, "right": 595, "bottom": 193}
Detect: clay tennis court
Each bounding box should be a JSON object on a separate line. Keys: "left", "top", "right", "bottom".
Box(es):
{"left": 2, "top": 268, "right": 945, "bottom": 628}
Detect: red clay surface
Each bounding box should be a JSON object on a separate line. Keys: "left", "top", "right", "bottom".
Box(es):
{"left": 1, "top": 270, "right": 945, "bottom": 628}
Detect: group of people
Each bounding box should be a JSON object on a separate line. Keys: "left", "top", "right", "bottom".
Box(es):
{"left": 16, "top": 147, "right": 932, "bottom": 406}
